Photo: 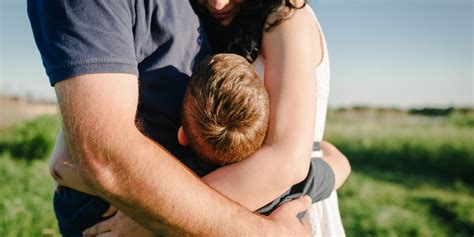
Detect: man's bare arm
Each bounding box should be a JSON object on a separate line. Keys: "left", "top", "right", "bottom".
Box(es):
{"left": 55, "top": 73, "right": 309, "bottom": 236}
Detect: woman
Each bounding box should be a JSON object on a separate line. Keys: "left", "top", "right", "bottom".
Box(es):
{"left": 191, "top": 1, "right": 348, "bottom": 235}
{"left": 76, "top": 0, "right": 349, "bottom": 235}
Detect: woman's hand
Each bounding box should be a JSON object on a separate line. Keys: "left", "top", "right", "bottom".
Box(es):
{"left": 83, "top": 209, "right": 156, "bottom": 237}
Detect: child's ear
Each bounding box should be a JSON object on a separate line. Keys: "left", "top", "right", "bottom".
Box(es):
{"left": 177, "top": 126, "right": 189, "bottom": 146}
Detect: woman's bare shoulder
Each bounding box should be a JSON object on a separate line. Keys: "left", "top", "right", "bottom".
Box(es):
{"left": 265, "top": 1, "right": 318, "bottom": 30}
{"left": 262, "top": 3, "right": 323, "bottom": 67}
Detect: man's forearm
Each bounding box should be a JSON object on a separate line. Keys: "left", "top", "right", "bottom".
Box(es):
{"left": 66, "top": 122, "right": 275, "bottom": 236}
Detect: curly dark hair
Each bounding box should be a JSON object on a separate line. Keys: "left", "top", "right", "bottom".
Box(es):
{"left": 190, "top": 0, "right": 307, "bottom": 62}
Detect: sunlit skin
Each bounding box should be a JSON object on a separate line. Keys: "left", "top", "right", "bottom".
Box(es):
{"left": 198, "top": 0, "right": 246, "bottom": 26}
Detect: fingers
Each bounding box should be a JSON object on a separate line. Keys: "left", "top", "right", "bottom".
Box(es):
{"left": 300, "top": 211, "right": 312, "bottom": 232}
{"left": 268, "top": 196, "right": 313, "bottom": 237}
{"left": 102, "top": 205, "right": 118, "bottom": 218}
{"left": 83, "top": 218, "right": 112, "bottom": 237}
{"left": 280, "top": 195, "right": 312, "bottom": 214}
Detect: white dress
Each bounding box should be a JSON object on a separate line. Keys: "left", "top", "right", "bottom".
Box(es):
{"left": 252, "top": 5, "right": 346, "bottom": 237}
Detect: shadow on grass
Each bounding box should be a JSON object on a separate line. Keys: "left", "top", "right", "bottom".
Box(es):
{"left": 0, "top": 115, "right": 60, "bottom": 161}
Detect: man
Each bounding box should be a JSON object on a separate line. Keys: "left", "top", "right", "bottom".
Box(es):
{"left": 28, "top": 1, "right": 312, "bottom": 236}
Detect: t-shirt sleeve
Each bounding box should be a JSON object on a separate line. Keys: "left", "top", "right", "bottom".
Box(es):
{"left": 301, "top": 158, "right": 336, "bottom": 203}
{"left": 255, "top": 157, "right": 336, "bottom": 215}
{"left": 27, "top": 0, "right": 138, "bottom": 85}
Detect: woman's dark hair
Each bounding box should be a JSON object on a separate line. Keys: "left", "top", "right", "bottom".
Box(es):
{"left": 190, "top": 0, "right": 307, "bottom": 62}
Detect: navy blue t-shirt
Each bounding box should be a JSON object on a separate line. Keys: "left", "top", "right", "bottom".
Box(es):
{"left": 28, "top": 1, "right": 335, "bottom": 236}
{"left": 28, "top": 0, "right": 214, "bottom": 174}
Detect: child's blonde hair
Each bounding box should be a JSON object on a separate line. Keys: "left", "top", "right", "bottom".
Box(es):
{"left": 182, "top": 54, "right": 269, "bottom": 165}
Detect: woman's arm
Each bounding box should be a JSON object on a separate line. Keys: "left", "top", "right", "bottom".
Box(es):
{"left": 203, "top": 5, "right": 327, "bottom": 211}
{"left": 320, "top": 141, "right": 351, "bottom": 190}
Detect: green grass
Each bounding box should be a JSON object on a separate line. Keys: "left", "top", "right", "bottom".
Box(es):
{"left": 0, "top": 110, "right": 473, "bottom": 236}
{"left": 339, "top": 172, "right": 474, "bottom": 236}
{"left": 325, "top": 109, "right": 474, "bottom": 183}
{"left": 0, "top": 115, "right": 60, "bottom": 161}
{"left": 0, "top": 155, "right": 60, "bottom": 237}
{"left": 0, "top": 115, "right": 61, "bottom": 237}
{"left": 326, "top": 109, "right": 474, "bottom": 236}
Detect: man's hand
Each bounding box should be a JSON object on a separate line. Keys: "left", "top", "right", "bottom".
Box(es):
{"left": 82, "top": 196, "right": 313, "bottom": 237}
{"left": 268, "top": 196, "right": 313, "bottom": 236}
{"left": 83, "top": 210, "right": 156, "bottom": 237}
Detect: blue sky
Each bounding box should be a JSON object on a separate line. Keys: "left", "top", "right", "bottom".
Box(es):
{"left": 1, "top": 0, "right": 472, "bottom": 107}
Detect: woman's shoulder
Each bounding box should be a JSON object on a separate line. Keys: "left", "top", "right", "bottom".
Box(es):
{"left": 262, "top": 3, "right": 323, "bottom": 66}
{"left": 265, "top": 1, "right": 315, "bottom": 28}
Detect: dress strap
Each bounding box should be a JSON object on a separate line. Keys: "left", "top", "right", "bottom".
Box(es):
{"left": 313, "top": 141, "right": 321, "bottom": 151}
{"left": 312, "top": 141, "right": 323, "bottom": 158}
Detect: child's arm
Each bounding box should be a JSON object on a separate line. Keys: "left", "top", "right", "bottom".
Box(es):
{"left": 49, "top": 128, "right": 95, "bottom": 195}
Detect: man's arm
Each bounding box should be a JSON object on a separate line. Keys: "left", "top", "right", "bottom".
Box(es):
{"left": 55, "top": 73, "right": 310, "bottom": 236}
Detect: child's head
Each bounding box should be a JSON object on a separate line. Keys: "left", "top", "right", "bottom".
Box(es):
{"left": 180, "top": 53, "right": 269, "bottom": 166}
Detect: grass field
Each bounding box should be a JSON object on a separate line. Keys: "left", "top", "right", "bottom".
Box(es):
{"left": 1, "top": 109, "right": 473, "bottom": 236}
{"left": 325, "top": 109, "right": 474, "bottom": 236}
{"left": 0, "top": 116, "right": 61, "bottom": 237}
